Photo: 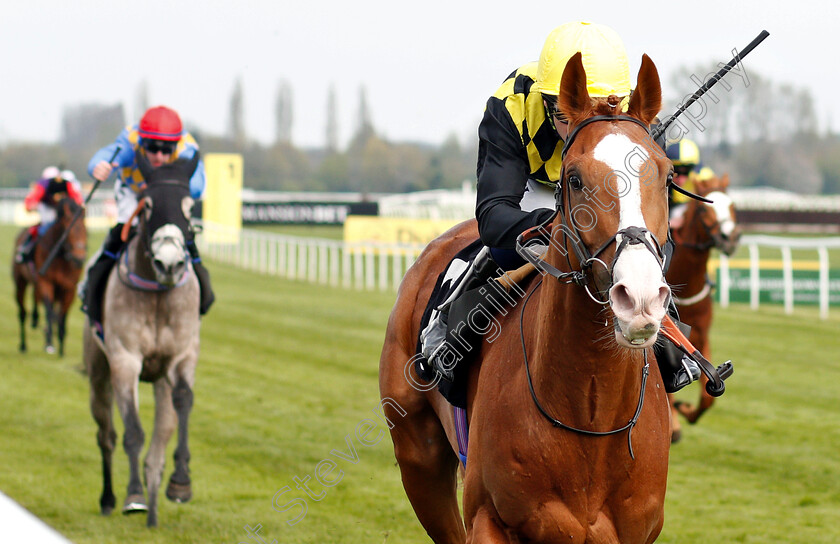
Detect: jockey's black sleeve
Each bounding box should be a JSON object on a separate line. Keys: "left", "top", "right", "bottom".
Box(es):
{"left": 475, "top": 102, "right": 555, "bottom": 250}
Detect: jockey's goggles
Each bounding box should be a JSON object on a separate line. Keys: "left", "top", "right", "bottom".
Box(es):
{"left": 674, "top": 165, "right": 694, "bottom": 177}
{"left": 142, "top": 139, "right": 177, "bottom": 155}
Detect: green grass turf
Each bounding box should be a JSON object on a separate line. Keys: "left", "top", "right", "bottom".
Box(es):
{"left": 0, "top": 224, "right": 838, "bottom": 543}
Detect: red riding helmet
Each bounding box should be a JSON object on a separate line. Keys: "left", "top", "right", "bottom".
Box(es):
{"left": 138, "top": 106, "right": 183, "bottom": 141}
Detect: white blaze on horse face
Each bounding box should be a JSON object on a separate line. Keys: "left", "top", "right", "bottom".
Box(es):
{"left": 593, "top": 133, "right": 670, "bottom": 348}
{"left": 150, "top": 224, "right": 187, "bottom": 285}
{"left": 705, "top": 191, "right": 736, "bottom": 237}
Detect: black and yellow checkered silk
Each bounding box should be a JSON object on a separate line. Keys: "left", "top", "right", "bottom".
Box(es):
{"left": 485, "top": 62, "right": 563, "bottom": 187}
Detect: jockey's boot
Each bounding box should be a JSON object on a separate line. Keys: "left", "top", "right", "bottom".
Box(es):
{"left": 15, "top": 230, "right": 37, "bottom": 264}
{"left": 81, "top": 224, "right": 125, "bottom": 325}
{"left": 187, "top": 240, "right": 215, "bottom": 315}
{"left": 654, "top": 316, "right": 702, "bottom": 393}
{"left": 420, "top": 247, "right": 500, "bottom": 381}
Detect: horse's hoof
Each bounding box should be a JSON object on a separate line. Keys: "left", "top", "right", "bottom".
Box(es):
{"left": 45, "top": 345, "right": 56, "bottom": 355}
{"left": 18, "top": 345, "right": 26, "bottom": 353}
{"left": 671, "top": 429, "right": 682, "bottom": 444}
{"left": 166, "top": 480, "right": 192, "bottom": 503}
{"left": 100, "top": 493, "right": 116, "bottom": 516}
{"left": 122, "top": 494, "right": 148, "bottom": 514}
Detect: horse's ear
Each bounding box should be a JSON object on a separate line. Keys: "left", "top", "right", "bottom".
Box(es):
{"left": 136, "top": 147, "right": 154, "bottom": 181}
{"left": 170, "top": 150, "right": 200, "bottom": 186}
{"left": 143, "top": 196, "right": 153, "bottom": 222}
{"left": 181, "top": 196, "right": 194, "bottom": 220}
{"left": 627, "top": 54, "right": 661, "bottom": 126}
{"left": 557, "top": 52, "right": 592, "bottom": 125}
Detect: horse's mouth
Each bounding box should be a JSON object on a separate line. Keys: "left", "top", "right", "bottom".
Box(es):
{"left": 613, "top": 319, "right": 660, "bottom": 349}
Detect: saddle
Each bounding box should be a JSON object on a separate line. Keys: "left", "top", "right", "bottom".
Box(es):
{"left": 415, "top": 241, "right": 537, "bottom": 408}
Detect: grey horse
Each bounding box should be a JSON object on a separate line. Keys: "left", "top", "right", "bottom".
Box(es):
{"left": 85, "top": 153, "right": 201, "bottom": 527}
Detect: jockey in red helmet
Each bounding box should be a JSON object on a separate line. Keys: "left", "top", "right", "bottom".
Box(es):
{"left": 79, "top": 105, "right": 214, "bottom": 331}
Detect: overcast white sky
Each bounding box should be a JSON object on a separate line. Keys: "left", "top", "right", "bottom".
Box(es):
{"left": 1, "top": 0, "right": 836, "bottom": 151}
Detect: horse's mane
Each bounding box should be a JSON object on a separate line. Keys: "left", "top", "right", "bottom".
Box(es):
{"left": 57, "top": 197, "right": 82, "bottom": 219}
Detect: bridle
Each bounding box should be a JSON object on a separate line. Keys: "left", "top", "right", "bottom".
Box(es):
{"left": 516, "top": 115, "right": 669, "bottom": 304}
{"left": 514, "top": 114, "right": 672, "bottom": 458}
{"left": 118, "top": 181, "right": 191, "bottom": 291}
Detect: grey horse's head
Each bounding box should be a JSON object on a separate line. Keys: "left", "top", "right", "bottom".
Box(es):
{"left": 136, "top": 151, "right": 199, "bottom": 286}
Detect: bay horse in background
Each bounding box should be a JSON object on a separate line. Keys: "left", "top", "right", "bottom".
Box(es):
{"left": 380, "top": 53, "right": 675, "bottom": 543}
{"left": 85, "top": 153, "right": 201, "bottom": 528}
{"left": 12, "top": 197, "right": 87, "bottom": 355}
{"left": 666, "top": 173, "right": 740, "bottom": 441}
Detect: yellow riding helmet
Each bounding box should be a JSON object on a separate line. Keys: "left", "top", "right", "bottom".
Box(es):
{"left": 534, "top": 21, "right": 632, "bottom": 97}
{"left": 666, "top": 139, "right": 700, "bottom": 167}
{"left": 695, "top": 166, "right": 716, "bottom": 181}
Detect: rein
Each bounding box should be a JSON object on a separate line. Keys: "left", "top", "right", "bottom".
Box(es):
{"left": 519, "top": 278, "right": 649, "bottom": 459}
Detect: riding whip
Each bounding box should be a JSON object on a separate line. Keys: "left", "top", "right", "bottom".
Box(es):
{"left": 651, "top": 30, "right": 770, "bottom": 142}
{"left": 39, "top": 146, "right": 121, "bottom": 275}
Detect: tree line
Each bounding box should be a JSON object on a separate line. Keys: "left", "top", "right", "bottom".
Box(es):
{"left": 1, "top": 68, "right": 839, "bottom": 194}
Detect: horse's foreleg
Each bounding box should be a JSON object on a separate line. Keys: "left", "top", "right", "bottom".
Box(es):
{"left": 166, "top": 377, "right": 194, "bottom": 505}
{"left": 40, "top": 285, "right": 56, "bottom": 354}
{"left": 111, "top": 363, "right": 148, "bottom": 515}
{"left": 57, "top": 290, "right": 74, "bottom": 357}
{"left": 57, "top": 312, "right": 67, "bottom": 358}
{"left": 144, "top": 378, "right": 177, "bottom": 528}
{"left": 30, "top": 282, "right": 39, "bottom": 329}
{"left": 88, "top": 345, "right": 117, "bottom": 515}
{"left": 668, "top": 392, "right": 683, "bottom": 443}
{"left": 15, "top": 276, "right": 27, "bottom": 353}
{"left": 390, "top": 404, "right": 465, "bottom": 543}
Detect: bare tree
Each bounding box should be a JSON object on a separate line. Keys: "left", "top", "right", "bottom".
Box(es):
{"left": 228, "top": 77, "right": 246, "bottom": 147}
{"left": 353, "top": 85, "right": 374, "bottom": 145}
{"left": 275, "top": 80, "right": 293, "bottom": 145}
{"left": 325, "top": 84, "right": 338, "bottom": 153}
{"left": 135, "top": 80, "right": 150, "bottom": 120}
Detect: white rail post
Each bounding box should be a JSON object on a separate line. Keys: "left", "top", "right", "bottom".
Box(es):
{"left": 299, "top": 241, "right": 308, "bottom": 281}
{"left": 392, "top": 248, "right": 403, "bottom": 291}
{"left": 818, "top": 246, "right": 829, "bottom": 320}
{"left": 288, "top": 239, "right": 297, "bottom": 280}
{"left": 308, "top": 240, "right": 318, "bottom": 283}
{"left": 354, "top": 246, "right": 363, "bottom": 289}
{"left": 365, "top": 246, "right": 375, "bottom": 290}
{"left": 749, "top": 243, "right": 760, "bottom": 310}
{"left": 319, "top": 242, "right": 328, "bottom": 284}
{"left": 268, "top": 238, "right": 276, "bottom": 275}
{"left": 343, "top": 245, "right": 352, "bottom": 288}
{"left": 378, "top": 247, "right": 389, "bottom": 291}
{"left": 782, "top": 246, "right": 793, "bottom": 315}
{"left": 719, "top": 252, "right": 730, "bottom": 308}
{"left": 330, "top": 244, "right": 339, "bottom": 286}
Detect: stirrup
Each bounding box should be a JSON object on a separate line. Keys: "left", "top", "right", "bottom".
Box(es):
{"left": 667, "top": 356, "right": 702, "bottom": 393}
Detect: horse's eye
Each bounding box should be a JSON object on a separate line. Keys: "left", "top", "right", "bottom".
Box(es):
{"left": 667, "top": 173, "right": 674, "bottom": 185}
{"left": 568, "top": 175, "right": 583, "bottom": 190}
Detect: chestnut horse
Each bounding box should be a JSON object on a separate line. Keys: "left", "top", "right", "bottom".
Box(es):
{"left": 666, "top": 174, "right": 739, "bottom": 440}
{"left": 380, "top": 53, "right": 675, "bottom": 543}
{"left": 12, "top": 197, "right": 87, "bottom": 355}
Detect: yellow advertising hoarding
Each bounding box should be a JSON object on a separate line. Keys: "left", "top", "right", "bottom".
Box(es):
{"left": 343, "top": 216, "right": 463, "bottom": 246}
{"left": 202, "top": 153, "right": 243, "bottom": 243}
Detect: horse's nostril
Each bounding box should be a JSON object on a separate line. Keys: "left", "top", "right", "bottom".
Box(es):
{"left": 610, "top": 283, "right": 634, "bottom": 314}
